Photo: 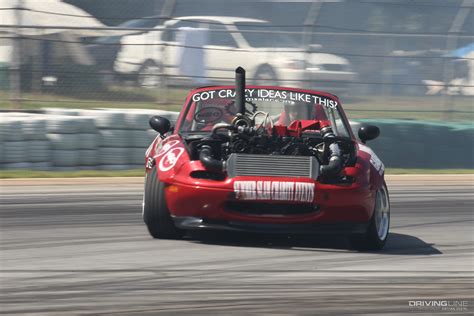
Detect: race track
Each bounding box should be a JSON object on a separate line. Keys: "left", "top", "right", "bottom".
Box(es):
{"left": 1, "top": 175, "right": 473, "bottom": 315}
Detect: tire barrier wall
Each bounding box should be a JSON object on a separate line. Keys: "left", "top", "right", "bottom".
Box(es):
{"left": 0, "top": 109, "right": 177, "bottom": 171}
{"left": 0, "top": 111, "right": 472, "bottom": 170}
{"left": 1, "top": 114, "right": 51, "bottom": 170}
{"left": 351, "top": 119, "right": 473, "bottom": 169}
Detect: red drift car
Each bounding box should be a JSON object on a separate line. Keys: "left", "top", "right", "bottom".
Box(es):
{"left": 143, "top": 67, "right": 390, "bottom": 250}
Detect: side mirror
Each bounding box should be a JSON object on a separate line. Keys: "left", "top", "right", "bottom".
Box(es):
{"left": 149, "top": 116, "right": 171, "bottom": 136}
{"left": 358, "top": 125, "right": 380, "bottom": 143}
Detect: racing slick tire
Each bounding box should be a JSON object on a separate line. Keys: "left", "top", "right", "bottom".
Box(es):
{"left": 143, "top": 166, "right": 184, "bottom": 239}
{"left": 350, "top": 183, "right": 390, "bottom": 251}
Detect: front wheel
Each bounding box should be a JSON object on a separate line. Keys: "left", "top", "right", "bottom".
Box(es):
{"left": 350, "top": 183, "right": 390, "bottom": 251}
{"left": 143, "top": 167, "right": 184, "bottom": 239}
{"left": 137, "top": 61, "right": 162, "bottom": 88}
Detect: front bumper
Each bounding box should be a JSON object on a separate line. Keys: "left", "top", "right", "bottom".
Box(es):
{"left": 164, "top": 177, "right": 374, "bottom": 227}
{"left": 173, "top": 216, "right": 369, "bottom": 234}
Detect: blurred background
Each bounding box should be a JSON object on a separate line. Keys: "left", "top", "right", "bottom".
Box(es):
{"left": 0, "top": 0, "right": 473, "bottom": 171}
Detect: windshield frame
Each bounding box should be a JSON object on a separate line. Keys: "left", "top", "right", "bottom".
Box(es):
{"left": 175, "top": 85, "right": 353, "bottom": 140}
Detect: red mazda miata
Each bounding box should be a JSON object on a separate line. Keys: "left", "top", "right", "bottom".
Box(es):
{"left": 143, "top": 68, "right": 390, "bottom": 250}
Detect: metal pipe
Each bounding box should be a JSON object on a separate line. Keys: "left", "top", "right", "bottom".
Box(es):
{"left": 235, "top": 67, "right": 245, "bottom": 115}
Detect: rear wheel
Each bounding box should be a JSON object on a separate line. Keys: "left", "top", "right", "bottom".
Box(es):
{"left": 350, "top": 183, "right": 390, "bottom": 251}
{"left": 143, "top": 166, "right": 184, "bottom": 239}
{"left": 253, "top": 65, "right": 278, "bottom": 86}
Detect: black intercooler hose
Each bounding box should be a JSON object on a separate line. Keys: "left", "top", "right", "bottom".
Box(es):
{"left": 199, "top": 145, "right": 224, "bottom": 172}
{"left": 319, "top": 126, "right": 343, "bottom": 176}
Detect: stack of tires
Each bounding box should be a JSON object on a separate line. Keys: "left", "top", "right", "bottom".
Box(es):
{"left": 80, "top": 110, "right": 131, "bottom": 170}
{"left": 0, "top": 117, "right": 29, "bottom": 169}
{"left": 77, "top": 132, "right": 99, "bottom": 169}
{"left": 354, "top": 119, "right": 474, "bottom": 169}
{"left": 23, "top": 116, "right": 51, "bottom": 170}
{"left": 92, "top": 109, "right": 178, "bottom": 169}
{"left": 0, "top": 109, "right": 181, "bottom": 171}
{"left": 46, "top": 115, "right": 98, "bottom": 169}
{"left": 125, "top": 111, "right": 158, "bottom": 167}
{"left": 0, "top": 115, "right": 51, "bottom": 170}
{"left": 44, "top": 110, "right": 97, "bottom": 168}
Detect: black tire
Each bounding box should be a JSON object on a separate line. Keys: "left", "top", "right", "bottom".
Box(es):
{"left": 350, "top": 183, "right": 390, "bottom": 251}
{"left": 143, "top": 167, "right": 184, "bottom": 239}
{"left": 137, "top": 60, "right": 161, "bottom": 88}
{"left": 253, "top": 65, "right": 278, "bottom": 86}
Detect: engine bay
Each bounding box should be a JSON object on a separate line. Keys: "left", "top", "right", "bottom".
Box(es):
{"left": 184, "top": 112, "right": 357, "bottom": 180}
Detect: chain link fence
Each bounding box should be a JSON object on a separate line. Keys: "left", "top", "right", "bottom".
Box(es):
{"left": 0, "top": 0, "right": 473, "bottom": 170}
{"left": 0, "top": 0, "right": 473, "bottom": 119}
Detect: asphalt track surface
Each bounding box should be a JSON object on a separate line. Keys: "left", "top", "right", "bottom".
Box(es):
{"left": 1, "top": 175, "right": 473, "bottom": 315}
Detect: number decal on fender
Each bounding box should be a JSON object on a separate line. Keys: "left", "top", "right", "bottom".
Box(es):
{"left": 146, "top": 157, "right": 154, "bottom": 169}
{"left": 159, "top": 148, "right": 185, "bottom": 172}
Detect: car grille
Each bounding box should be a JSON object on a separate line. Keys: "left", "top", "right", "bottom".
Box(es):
{"left": 226, "top": 154, "right": 319, "bottom": 179}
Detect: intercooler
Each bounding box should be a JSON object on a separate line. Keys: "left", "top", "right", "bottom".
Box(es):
{"left": 226, "top": 154, "right": 319, "bottom": 179}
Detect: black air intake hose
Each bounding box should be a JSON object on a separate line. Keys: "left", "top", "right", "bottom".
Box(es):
{"left": 199, "top": 145, "right": 224, "bottom": 172}
{"left": 320, "top": 126, "right": 343, "bottom": 176}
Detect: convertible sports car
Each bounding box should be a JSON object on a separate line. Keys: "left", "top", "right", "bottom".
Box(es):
{"left": 143, "top": 67, "right": 390, "bottom": 250}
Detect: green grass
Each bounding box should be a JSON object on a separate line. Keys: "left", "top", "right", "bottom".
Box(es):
{"left": 1, "top": 89, "right": 472, "bottom": 122}
{"left": 344, "top": 95, "right": 474, "bottom": 122}
{"left": 0, "top": 87, "right": 188, "bottom": 112}
{"left": 1, "top": 168, "right": 472, "bottom": 179}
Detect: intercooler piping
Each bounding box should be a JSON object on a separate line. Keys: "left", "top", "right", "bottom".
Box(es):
{"left": 199, "top": 145, "right": 225, "bottom": 172}
{"left": 211, "top": 123, "right": 236, "bottom": 135}
{"left": 319, "top": 126, "right": 343, "bottom": 176}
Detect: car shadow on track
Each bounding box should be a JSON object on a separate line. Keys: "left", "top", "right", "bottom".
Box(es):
{"left": 186, "top": 231, "right": 442, "bottom": 255}
{"left": 383, "top": 233, "right": 442, "bottom": 255}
